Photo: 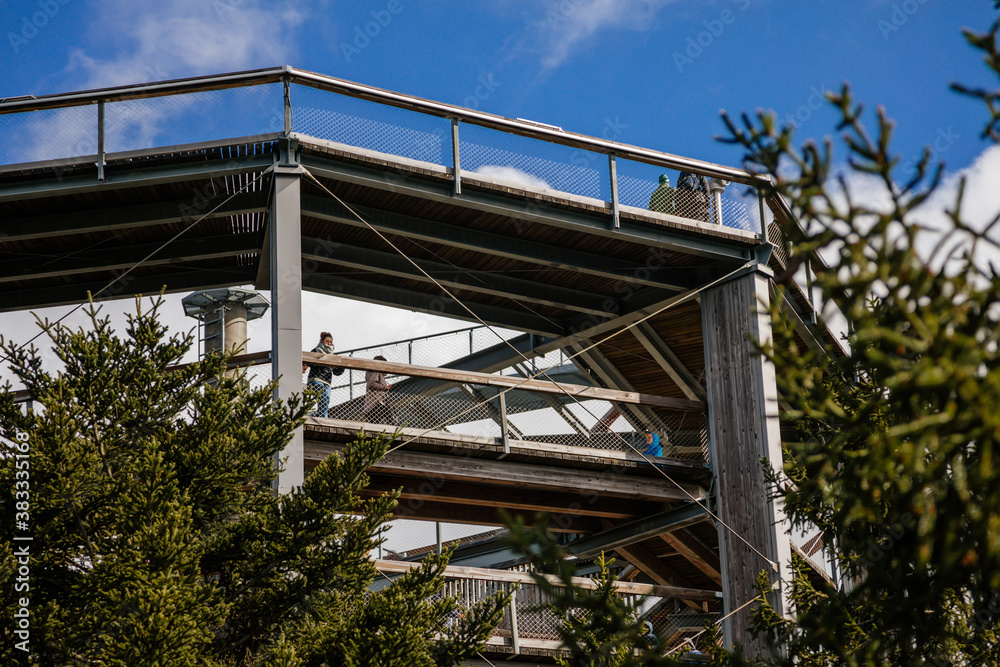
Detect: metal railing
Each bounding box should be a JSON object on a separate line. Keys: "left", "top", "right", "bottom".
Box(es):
{"left": 374, "top": 558, "right": 721, "bottom": 658}
{"left": 0, "top": 66, "right": 842, "bottom": 341}
{"left": 0, "top": 66, "right": 764, "bottom": 234}
{"left": 297, "top": 351, "right": 706, "bottom": 460}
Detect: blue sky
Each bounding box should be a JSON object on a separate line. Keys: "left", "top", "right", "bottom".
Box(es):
{"left": 2, "top": 0, "right": 995, "bottom": 168}
{"left": 2, "top": 0, "right": 999, "bottom": 361}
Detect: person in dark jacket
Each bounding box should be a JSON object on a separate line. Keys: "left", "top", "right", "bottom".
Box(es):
{"left": 676, "top": 171, "right": 711, "bottom": 222}
{"left": 306, "top": 331, "right": 344, "bottom": 418}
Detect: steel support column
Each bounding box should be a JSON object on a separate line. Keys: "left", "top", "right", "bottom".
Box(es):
{"left": 271, "top": 162, "right": 305, "bottom": 494}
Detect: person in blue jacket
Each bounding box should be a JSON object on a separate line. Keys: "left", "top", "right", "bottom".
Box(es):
{"left": 643, "top": 431, "right": 662, "bottom": 457}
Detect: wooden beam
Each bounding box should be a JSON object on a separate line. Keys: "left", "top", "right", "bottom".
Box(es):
{"left": 357, "top": 475, "right": 662, "bottom": 519}
{"left": 301, "top": 351, "right": 704, "bottom": 412}
{"left": 381, "top": 498, "right": 600, "bottom": 534}
{"left": 307, "top": 443, "right": 704, "bottom": 502}
{"left": 632, "top": 322, "right": 707, "bottom": 402}
{"left": 702, "top": 270, "right": 794, "bottom": 653}
{"left": 0, "top": 191, "right": 269, "bottom": 241}
{"left": 301, "top": 194, "right": 694, "bottom": 291}
{"left": 304, "top": 271, "right": 562, "bottom": 337}
{"left": 602, "top": 521, "right": 708, "bottom": 611}
{"left": 0, "top": 267, "right": 254, "bottom": 313}
{"left": 372, "top": 559, "right": 720, "bottom": 602}
{"left": 564, "top": 502, "right": 708, "bottom": 559}
{"left": 302, "top": 238, "right": 612, "bottom": 317}
{"left": 0, "top": 232, "right": 262, "bottom": 285}
{"left": 661, "top": 530, "right": 723, "bottom": 585}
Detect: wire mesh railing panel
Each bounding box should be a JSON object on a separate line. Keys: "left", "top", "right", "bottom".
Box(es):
{"left": 617, "top": 158, "right": 681, "bottom": 211}
{"left": 377, "top": 519, "right": 436, "bottom": 557}
{"left": 103, "top": 85, "right": 282, "bottom": 154}
{"left": 647, "top": 605, "right": 721, "bottom": 653}
{"left": 718, "top": 186, "right": 761, "bottom": 233}
{"left": 291, "top": 84, "right": 450, "bottom": 166}
{"left": 0, "top": 104, "right": 98, "bottom": 165}
{"left": 376, "top": 523, "right": 504, "bottom": 562}
{"left": 458, "top": 123, "right": 604, "bottom": 200}
{"left": 220, "top": 339, "right": 708, "bottom": 462}
{"left": 469, "top": 326, "right": 524, "bottom": 356}
{"left": 616, "top": 157, "right": 761, "bottom": 232}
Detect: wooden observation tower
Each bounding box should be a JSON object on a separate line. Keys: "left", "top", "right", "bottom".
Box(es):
{"left": 0, "top": 67, "right": 840, "bottom": 661}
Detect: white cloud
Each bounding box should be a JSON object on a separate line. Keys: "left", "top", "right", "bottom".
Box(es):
{"left": 9, "top": 0, "right": 304, "bottom": 164}
{"left": 73, "top": 0, "right": 304, "bottom": 89}
{"left": 474, "top": 165, "right": 552, "bottom": 190}
{"left": 534, "top": 0, "right": 676, "bottom": 70}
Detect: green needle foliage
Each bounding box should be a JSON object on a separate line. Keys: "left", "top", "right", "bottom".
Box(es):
{"left": 0, "top": 298, "right": 507, "bottom": 666}
{"left": 715, "top": 15, "right": 1000, "bottom": 667}
{"left": 506, "top": 13, "right": 1000, "bottom": 667}
{"left": 504, "top": 516, "right": 742, "bottom": 667}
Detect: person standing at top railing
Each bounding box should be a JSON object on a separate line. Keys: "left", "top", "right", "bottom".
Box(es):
{"left": 676, "top": 171, "right": 710, "bottom": 222}
{"left": 362, "top": 355, "right": 395, "bottom": 425}
{"left": 306, "top": 331, "right": 344, "bottom": 418}
{"left": 648, "top": 174, "right": 676, "bottom": 214}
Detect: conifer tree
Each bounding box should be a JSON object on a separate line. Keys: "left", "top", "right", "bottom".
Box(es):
{"left": 507, "top": 13, "right": 1000, "bottom": 666}
{"left": 715, "top": 17, "right": 1000, "bottom": 664}
{"left": 0, "top": 298, "right": 508, "bottom": 666}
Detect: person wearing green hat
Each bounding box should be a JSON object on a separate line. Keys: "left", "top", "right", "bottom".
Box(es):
{"left": 648, "top": 174, "right": 675, "bottom": 214}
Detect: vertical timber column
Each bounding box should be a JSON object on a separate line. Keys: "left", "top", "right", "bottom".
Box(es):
{"left": 702, "top": 268, "right": 793, "bottom": 656}
{"left": 271, "top": 162, "right": 304, "bottom": 494}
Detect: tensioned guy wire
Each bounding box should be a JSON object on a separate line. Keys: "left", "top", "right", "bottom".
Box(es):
{"left": 0, "top": 166, "right": 274, "bottom": 368}
{"left": 301, "top": 167, "right": 781, "bottom": 574}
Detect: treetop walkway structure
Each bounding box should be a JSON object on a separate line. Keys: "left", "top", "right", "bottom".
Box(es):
{"left": 0, "top": 65, "right": 842, "bottom": 659}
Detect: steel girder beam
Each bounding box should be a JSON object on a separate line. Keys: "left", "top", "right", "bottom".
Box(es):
{"left": 0, "top": 267, "right": 254, "bottom": 312}
{"left": 532, "top": 287, "right": 704, "bottom": 357}
{"left": 0, "top": 232, "right": 262, "bottom": 284}
{"left": 774, "top": 284, "right": 839, "bottom": 356}
{"left": 0, "top": 155, "right": 273, "bottom": 203}
{"left": 0, "top": 191, "right": 270, "bottom": 242}
{"left": 512, "top": 362, "right": 591, "bottom": 438}
{"left": 301, "top": 237, "right": 611, "bottom": 317}
{"left": 605, "top": 528, "right": 708, "bottom": 611}
{"left": 301, "top": 193, "right": 695, "bottom": 291}
{"left": 632, "top": 322, "right": 707, "bottom": 402}
{"left": 445, "top": 333, "right": 545, "bottom": 374}
{"left": 564, "top": 341, "right": 662, "bottom": 433}
{"left": 303, "top": 271, "right": 564, "bottom": 337}
{"left": 564, "top": 502, "right": 708, "bottom": 559}
{"left": 300, "top": 156, "right": 754, "bottom": 263}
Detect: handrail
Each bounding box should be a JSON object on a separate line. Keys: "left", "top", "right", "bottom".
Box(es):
{"left": 373, "top": 558, "right": 720, "bottom": 602}
{"left": 303, "top": 351, "right": 704, "bottom": 412}
{"left": 0, "top": 65, "right": 760, "bottom": 185}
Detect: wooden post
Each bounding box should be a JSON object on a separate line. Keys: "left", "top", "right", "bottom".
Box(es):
{"left": 509, "top": 588, "right": 521, "bottom": 654}
{"left": 701, "top": 268, "right": 793, "bottom": 656}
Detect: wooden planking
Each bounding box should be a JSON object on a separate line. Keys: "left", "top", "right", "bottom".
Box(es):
{"left": 356, "top": 474, "right": 663, "bottom": 519}
{"left": 701, "top": 271, "right": 792, "bottom": 655}
{"left": 375, "top": 497, "right": 601, "bottom": 533}
{"left": 303, "top": 419, "right": 711, "bottom": 479}
{"left": 306, "top": 441, "right": 705, "bottom": 502}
